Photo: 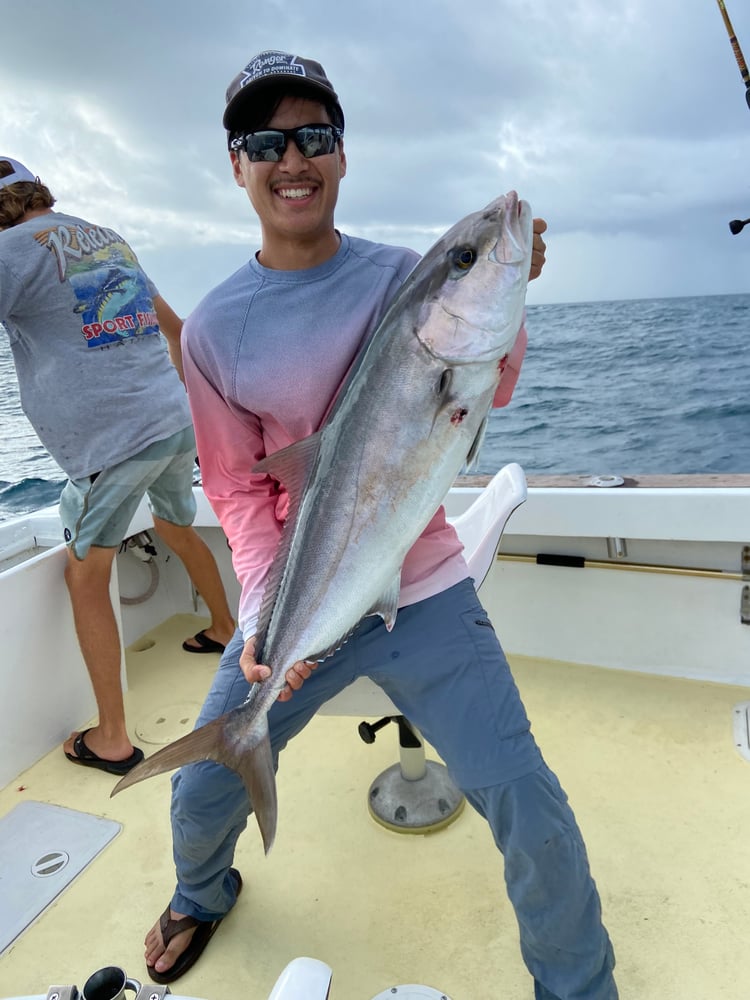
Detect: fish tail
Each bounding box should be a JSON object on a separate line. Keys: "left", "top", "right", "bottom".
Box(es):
{"left": 109, "top": 714, "right": 239, "bottom": 794}
{"left": 244, "top": 728, "right": 277, "bottom": 854}
{"left": 110, "top": 709, "right": 278, "bottom": 853}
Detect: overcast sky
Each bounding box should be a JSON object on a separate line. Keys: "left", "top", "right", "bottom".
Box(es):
{"left": 3, "top": 0, "right": 750, "bottom": 311}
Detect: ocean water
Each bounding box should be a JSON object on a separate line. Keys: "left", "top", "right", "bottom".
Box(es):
{"left": 0, "top": 292, "right": 748, "bottom": 521}
{"left": 479, "top": 292, "right": 750, "bottom": 477}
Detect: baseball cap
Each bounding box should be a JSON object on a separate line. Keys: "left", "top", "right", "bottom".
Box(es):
{"left": 223, "top": 50, "right": 344, "bottom": 132}
{"left": 0, "top": 157, "right": 36, "bottom": 190}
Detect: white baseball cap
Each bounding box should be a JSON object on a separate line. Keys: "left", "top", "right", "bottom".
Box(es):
{"left": 0, "top": 157, "right": 36, "bottom": 189}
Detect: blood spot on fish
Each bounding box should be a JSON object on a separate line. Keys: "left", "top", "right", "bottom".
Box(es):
{"left": 451, "top": 407, "right": 469, "bottom": 425}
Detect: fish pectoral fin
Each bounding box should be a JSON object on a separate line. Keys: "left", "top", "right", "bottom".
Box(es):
{"left": 366, "top": 573, "right": 401, "bottom": 632}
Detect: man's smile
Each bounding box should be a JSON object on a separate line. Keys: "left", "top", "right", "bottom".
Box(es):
{"left": 276, "top": 186, "right": 315, "bottom": 200}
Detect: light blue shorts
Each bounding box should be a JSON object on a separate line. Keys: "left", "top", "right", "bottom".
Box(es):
{"left": 59, "top": 425, "right": 198, "bottom": 560}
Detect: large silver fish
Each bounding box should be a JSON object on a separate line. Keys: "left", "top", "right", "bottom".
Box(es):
{"left": 112, "top": 192, "right": 533, "bottom": 853}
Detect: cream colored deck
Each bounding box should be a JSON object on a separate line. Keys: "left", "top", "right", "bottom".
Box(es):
{"left": 1, "top": 613, "right": 749, "bottom": 1000}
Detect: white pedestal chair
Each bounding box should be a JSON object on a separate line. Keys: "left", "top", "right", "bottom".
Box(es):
{"left": 318, "top": 462, "right": 528, "bottom": 834}
{"left": 267, "top": 956, "right": 333, "bottom": 999}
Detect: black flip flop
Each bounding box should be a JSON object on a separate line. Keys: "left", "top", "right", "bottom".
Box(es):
{"left": 182, "top": 629, "right": 226, "bottom": 654}
{"left": 65, "top": 729, "right": 144, "bottom": 775}
{"left": 147, "top": 869, "right": 243, "bottom": 984}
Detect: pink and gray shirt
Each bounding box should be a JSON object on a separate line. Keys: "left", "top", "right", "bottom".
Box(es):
{"left": 182, "top": 233, "right": 525, "bottom": 639}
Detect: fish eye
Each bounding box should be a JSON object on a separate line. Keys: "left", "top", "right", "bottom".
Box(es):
{"left": 451, "top": 246, "right": 476, "bottom": 271}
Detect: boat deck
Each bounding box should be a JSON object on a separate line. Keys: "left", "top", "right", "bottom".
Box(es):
{"left": 1, "top": 612, "right": 749, "bottom": 1000}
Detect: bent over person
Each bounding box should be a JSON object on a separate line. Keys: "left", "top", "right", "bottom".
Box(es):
{"left": 143, "top": 52, "right": 618, "bottom": 998}
{"left": 0, "top": 158, "right": 235, "bottom": 775}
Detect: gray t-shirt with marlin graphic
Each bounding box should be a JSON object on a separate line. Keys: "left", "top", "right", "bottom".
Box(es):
{"left": 0, "top": 210, "right": 191, "bottom": 480}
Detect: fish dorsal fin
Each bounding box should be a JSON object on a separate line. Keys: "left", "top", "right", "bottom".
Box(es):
{"left": 253, "top": 432, "right": 322, "bottom": 500}
{"left": 305, "top": 572, "right": 402, "bottom": 663}
{"left": 253, "top": 433, "right": 322, "bottom": 658}
{"left": 465, "top": 416, "right": 488, "bottom": 470}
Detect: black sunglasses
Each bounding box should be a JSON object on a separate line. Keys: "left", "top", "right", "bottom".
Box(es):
{"left": 230, "top": 123, "right": 343, "bottom": 163}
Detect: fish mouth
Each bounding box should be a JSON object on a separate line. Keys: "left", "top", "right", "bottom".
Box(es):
{"left": 488, "top": 191, "right": 531, "bottom": 266}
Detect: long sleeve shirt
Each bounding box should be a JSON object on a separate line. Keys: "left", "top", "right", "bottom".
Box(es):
{"left": 183, "top": 234, "right": 525, "bottom": 638}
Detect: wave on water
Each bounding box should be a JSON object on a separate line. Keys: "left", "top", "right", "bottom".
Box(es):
{"left": 0, "top": 478, "right": 65, "bottom": 519}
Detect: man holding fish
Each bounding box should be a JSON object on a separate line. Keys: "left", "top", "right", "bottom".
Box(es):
{"left": 139, "top": 50, "right": 618, "bottom": 997}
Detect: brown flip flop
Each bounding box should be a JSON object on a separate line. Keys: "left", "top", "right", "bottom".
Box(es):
{"left": 147, "top": 868, "right": 243, "bottom": 984}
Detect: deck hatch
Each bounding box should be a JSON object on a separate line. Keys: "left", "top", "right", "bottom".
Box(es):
{"left": 0, "top": 800, "right": 121, "bottom": 955}
{"left": 732, "top": 701, "right": 750, "bottom": 761}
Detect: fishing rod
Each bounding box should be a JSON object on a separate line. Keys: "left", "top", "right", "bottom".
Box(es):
{"left": 716, "top": 0, "right": 750, "bottom": 109}
{"left": 716, "top": 2, "right": 750, "bottom": 234}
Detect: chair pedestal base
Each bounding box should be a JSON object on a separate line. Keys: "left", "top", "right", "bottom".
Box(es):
{"left": 359, "top": 715, "right": 465, "bottom": 834}
{"left": 367, "top": 758, "right": 465, "bottom": 834}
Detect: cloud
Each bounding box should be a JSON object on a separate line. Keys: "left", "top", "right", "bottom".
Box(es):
{"left": 2, "top": 0, "right": 750, "bottom": 311}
